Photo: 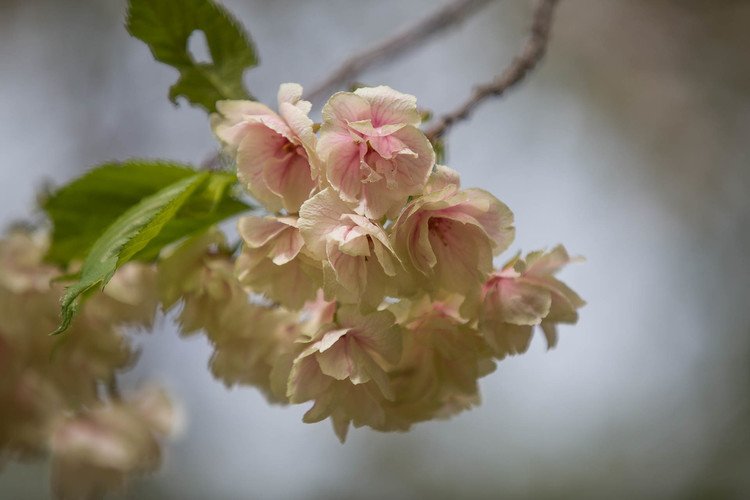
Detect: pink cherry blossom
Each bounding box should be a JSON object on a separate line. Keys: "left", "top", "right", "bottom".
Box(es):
{"left": 378, "top": 293, "right": 495, "bottom": 431}
{"left": 286, "top": 306, "right": 402, "bottom": 441}
{"left": 49, "top": 387, "right": 177, "bottom": 500}
{"left": 391, "top": 179, "right": 515, "bottom": 306}
{"left": 479, "top": 246, "right": 585, "bottom": 358}
{"left": 212, "top": 83, "right": 319, "bottom": 213}
{"left": 298, "top": 188, "right": 401, "bottom": 309}
{"left": 236, "top": 215, "right": 322, "bottom": 310}
{"left": 317, "top": 86, "right": 435, "bottom": 219}
{"left": 209, "top": 305, "right": 301, "bottom": 403}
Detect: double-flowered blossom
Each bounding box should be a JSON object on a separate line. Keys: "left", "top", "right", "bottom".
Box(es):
{"left": 203, "top": 83, "right": 585, "bottom": 440}
{"left": 196, "top": 83, "right": 584, "bottom": 440}
{"left": 0, "top": 81, "right": 585, "bottom": 475}
{"left": 0, "top": 232, "right": 157, "bottom": 412}
{"left": 392, "top": 165, "right": 515, "bottom": 311}
{"left": 209, "top": 305, "right": 300, "bottom": 403}
{"left": 157, "top": 228, "right": 303, "bottom": 403}
{"left": 379, "top": 294, "right": 495, "bottom": 430}
{"left": 212, "top": 83, "right": 318, "bottom": 213}
{"left": 298, "top": 188, "right": 400, "bottom": 310}
{"left": 158, "top": 229, "right": 247, "bottom": 338}
{"left": 236, "top": 215, "right": 321, "bottom": 310}
{"left": 49, "top": 386, "right": 179, "bottom": 500}
{"left": 317, "top": 86, "right": 435, "bottom": 219}
{"left": 0, "top": 230, "right": 175, "bottom": 496}
{"left": 479, "top": 246, "right": 585, "bottom": 359}
{"left": 284, "top": 305, "right": 402, "bottom": 441}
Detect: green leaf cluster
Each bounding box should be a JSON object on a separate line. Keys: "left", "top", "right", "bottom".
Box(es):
{"left": 45, "top": 0, "right": 262, "bottom": 333}
{"left": 126, "top": 0, "right": 259, "bottom": 111}
{"left": 45, "top": 162, "right": 251, "bottom": 335}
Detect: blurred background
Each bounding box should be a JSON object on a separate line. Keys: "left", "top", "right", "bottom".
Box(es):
{"left": 2, "top": 0, "right": 749, "bottom": 498}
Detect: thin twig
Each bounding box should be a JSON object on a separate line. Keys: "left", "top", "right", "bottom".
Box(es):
{"left": 425, "top": 0, "right": 560, "bottom": 141}
{"left": 106, "top": 375, "right": 122, "bottom": 402}
{"left": 306, "top": 0, "right": 497, "bottom": 102}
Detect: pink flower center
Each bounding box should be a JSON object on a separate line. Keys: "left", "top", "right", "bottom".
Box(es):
{"left": 280, "top": 140, "right": 306, "bottom": 160}
{"left": 359, "top": 149, "right": 397, "bottom": 188}
{"left": 428, "top": 217, "right": 454, "bottom": 246}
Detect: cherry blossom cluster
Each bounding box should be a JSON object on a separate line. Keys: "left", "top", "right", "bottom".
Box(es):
{"left": 199, "top": 84, "right": 585, "bottom": 441}
{"left": 0, "top": 83, "right": 583, "bottom": 496}
{"left": 0, "top": 231, "right": 179, "bottom": 497}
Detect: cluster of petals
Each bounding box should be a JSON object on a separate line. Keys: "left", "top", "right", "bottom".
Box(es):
{"left": 380, "top": 294, "right": 495, "bottom": 429}
{"left": 479, "top": 246, "right": 586, "bottom": 358}
{"left": 236, "top": 215, "right": 321, "bottom": 309}
{"left": 317, "top": 86, "right": 435, "bottom": 219}
{"left": 283, "top": 305, "right": 402, "bottom": 441}
{"left": 205, "top": 83, "right": 585, "bottom": 439}
{"left": 213, "top": 83, "right": 319, "bottom": 213}
{"left": 0, "top": 230, "right": 175, "bottom": 496}
{"left": 298, "top": 188, "right": 400, "bottom": 310}
{"left": 157, "top": 229, "right": 302, "bottom": 403}
{"left": 49, "top": 386, "right": 178, "bottom": 500}
{"left": 392, "top": 165, "right": 515, "bottom": 311}
{"left": 0, "top": 81, "right": 586, "bottom": 493}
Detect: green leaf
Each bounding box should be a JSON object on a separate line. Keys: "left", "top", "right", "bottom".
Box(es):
{"left": 43, "top": 161, "right": 194, "bottom": 264}
{"left": 133, "top": 170, "right": 248, "bottom": 260}
{"left": 126, "top": 0, "right": 258, "bottom": 112}
{"left": 43, "top": 161, "right": 251, "bottom": 265}
{"left": 53, "top": 174, "right": 208, "bottom": 335}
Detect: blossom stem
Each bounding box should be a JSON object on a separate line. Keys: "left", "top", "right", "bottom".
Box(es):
{"left": 305, "top": 0, "right": 497, "bottom": 103}
{"left": 106, "top": 375, "right": 122, "bottom": 402}
{"left": 425, "top": 0, "right": 560, "bottom": 142}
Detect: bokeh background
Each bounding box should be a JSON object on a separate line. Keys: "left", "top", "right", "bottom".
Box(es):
{"left": 2, "top": 0, "right": 749, "bottom": 498}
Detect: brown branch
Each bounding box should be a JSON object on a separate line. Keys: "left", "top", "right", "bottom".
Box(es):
{"left": 425, "top": 0, "right": 560, "bottom": 142}
{"left": 106, "top": 375, "right": 122, "bottom": 402}
{"left": 305, "top": 0, "right": 497, "bottom": 103}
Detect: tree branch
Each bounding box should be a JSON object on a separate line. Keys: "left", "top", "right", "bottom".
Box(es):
{"left": 106, "top": 375, "right": 122, "bottom": 402}
{"left": 305, "top": 0, "right": 497, "bottom": 103}
{"left": 425, "top": 0, "right": 560, "bottom": 142}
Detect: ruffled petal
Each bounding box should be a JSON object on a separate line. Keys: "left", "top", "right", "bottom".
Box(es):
{"left": 354, "top": 85, "right": 421, "bottom": 127}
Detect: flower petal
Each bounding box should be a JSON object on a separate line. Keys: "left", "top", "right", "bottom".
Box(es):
{"left": 354, "top": 86, "right": 421, "bottom": 127}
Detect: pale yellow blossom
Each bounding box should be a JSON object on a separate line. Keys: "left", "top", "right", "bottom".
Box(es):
{"left": 480, "top": 246, "right": 585, "bottom": 358}
{"left": 213, "top": 83, "right": 319, "bottom": 213}
{"left": 236, "top": 215, "right": 322, "bottom": 310}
